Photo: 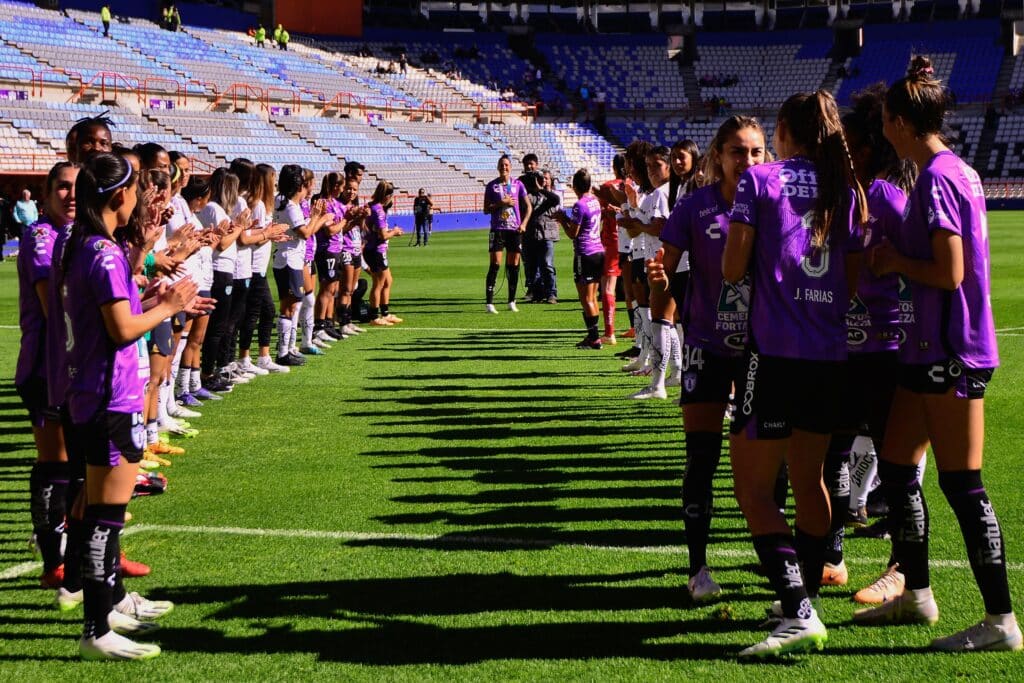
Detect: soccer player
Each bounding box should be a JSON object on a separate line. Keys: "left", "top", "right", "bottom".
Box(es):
{"left": 595, "top": 154, "right": 626, "bottom": 344}
{"left": 273, "top": 165, "right": 331, "bottom": 365}
{"left": 651, "top": 116, "right": 767, "bottom": 600}
{"left": 668, "top": 139, "right": 701, "bottom": 207}
{"left": 853, "top": 57, "right": 1022, "bottom": 651}
{"left": 18, "top": 162, "right": 78, "bottom": 588}
{"left": 483, "top": 154, "right": 532, "bottom": 313}
{"left": 555, "top": 169, "right": 604, "bottom": 348}
{"left": 65, "top": 113, "right": 113, "bottom": 164}
{"left": 723, "top": 90, "right": 868, "bottom": 657}
{"left": 364, "top": 181, "right": 404, "bottom": 325}
{"left": 337, "top": 177, "right": 368, "bottom": 336}
{"left": 298, "top": 168, "right": 325, "bottom": 355}
{"left": 55, "top": 153, "right": 200, "bottom": 660}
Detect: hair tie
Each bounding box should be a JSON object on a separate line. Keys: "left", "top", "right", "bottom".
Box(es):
{"left": 98, "top": 159, "right": 133, "bottom": 194}
{"left": 913, "top": 66, "right": 934, "bottom": 78}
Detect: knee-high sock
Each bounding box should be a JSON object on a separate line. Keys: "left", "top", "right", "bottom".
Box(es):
{"left": 30, "top": 461, "right": 69, "bottom": 572}
{"left": 171, "top": 333, "right": 187, "bottom": 382}
{"left": 485, "top": 263, "right": 500, "bottom": 304}
{"left": 649, "top": 319, "right": 671, "bottom": 389}
{"left": 753, "top": 533, "right": 812, "bottom": 619}
{"left": 823, "top": 434, "right": 854, "bottom": 565}
{"left": 682, "top": 431, "right": 722, "bottom": 576}
{"left": 794, "top": 527, "right": 828, "bottom": 599}
{"left": 290, "top": 306, "right": 301, "bottom": 350}
{"left": 669, "top": 323, "right": 683, "bottom": 376}
{"left": 848, "top": 434, "right": 878, "bottom": 511}
{"left": 602, "top": 291, "right": 615, "bottom": 336}
{"left": 506, "top": 263, "right": 520, "bottom": 303}
{"left": 301, "top": 292, "right": 315, "bottom": 347}
{"left": 636, "top": 306, "right": 652, "bottom": 365}
{"left": 878, "top": 458, "right": 930, "bottom": 590}
{"left": 939, "top": 470, "right": 1013, "bottom": 615}
{"left": 277, "top": 315, "right": 293, "bottom": 358}
{"left": 157, "top": 380, "right": 169, "bottom": 424}
{"left": 81, "top": 504, "right": 127, "bottom": 640}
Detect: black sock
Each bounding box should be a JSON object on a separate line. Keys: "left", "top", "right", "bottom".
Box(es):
{"left": 368, "top": 306, "right": 379, "bottom": 320}
{"left": 339, "top": 303, "right": 351, "bottom": 326}
{"left": 823, "top": 434, "right": 854, "bottom": 565}
{"left": 794, "top": 527, "right": 827, "bottom": 599}
{"left": 626, "top": 305, "right": 635, "bottom": 328}
{"left": 506, "top": 264, "right": 520, "bottom": 302}
{"left": 878, "top": 458, "right": 930, "bottom": 590}
{"left": 314, "top": 318, "right": 323, "bottom": 332}
{"left": 682, "top": 431, "right": 723, "bottom": 576}
{"left": 774, "top": 462, "right": 789, "bottom": 512}
{"left": 753, "top": 533, "right": 811, "bottom": 619}
{"left": 485, "top": 263, "right": 500, "bottom": 304}
{"left": 583, "top": 313, "right": 599, "bottom": 340}
{"left": 938, "top": 470, "right": 1013, "bottom": 614}
{"left": 81, "top": 504, "right": 127, "bottom": 639}
{"left": 61, "top": 472, "right": 85, "bottom": 592}
{"left": 380, "top": 303, "right": 390, "bottom": 317}
{"left": 30, "top": 461, "right": 69, "bottom": 572}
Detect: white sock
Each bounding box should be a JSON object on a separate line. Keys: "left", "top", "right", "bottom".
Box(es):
{"left": 648, "top": 319, "right": 670, "bottom": 389}
{"left": 636, "top": 306, "right": 651, "bottom": 366}
{"left": 157, "top": 381, "right": 171, "bottom": 423}
{"left": 290, "top": 307, "right": 301, "bottom": 350}
{"left": 986, "top": 612, "right": 1018, "bottom": 628}
{"left": 171, "top": 334, "right": 187, "bottom": 380}
{"left": 146, "top": 421, "right": 159, "bottom": 445}
{"left": 670, "top": 324, "right": 683, "bottom": 376}
{"left": 631, "top": 300, "right": 641, "bottom": 349}
{"left": 278, "top": 315, "right": 293, "bottom": 358}
{"left": 849, "top": 435, "right": 878, "bottom": 511}
{"left": 190, "top": 368, "right": 202, "bottom": 393}
{"left": 915, "top": 453, "right": 927, "bottom": 486}
{"left": 302, "top": 292, "right": 315, "bottom": 347}
{"left": 175, "top": 361, "right": 190, "bottom": 397}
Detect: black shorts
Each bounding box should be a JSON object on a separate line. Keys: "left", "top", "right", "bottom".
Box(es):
{"left": 16, "top": 376, "right": 59, "bottom": 428}
{"left": 315, "top": 252, "right": 342, "bottom": 282}
{"left": 341, "top": 251, "right": 358, "bottom": 268}
{"left": 670, "top": 270, "right": 689, "bottom": 314}
{"left": 730, "top": 350, "right": 844, "bottom": 439}
{"left": 630, "top": 257, "right": 647, "bottom": 284}
{"left": 147, "top": 319, "right": 173, "bottom": 356}
{"left": 364, "top": 250, "right": 389, "bottom": 273}
{"left": 573, "top": 251, "right": 604, "bottom": 285}
{"left": 837, "top": 351, "right": 899, "bottom": 436}
{"left": 489, "top": 230, "right": 522, "bottom": 254}
{"left": 273, "top": 266, "right": 304, "bottom": 300}
{"left": 679, "top": 345, "right": 743, "bottom": 406}
{"left": 66, "top": 410, "right": 145, "bottom": 467}
{"left": 899, "top": 358, "right": 994, "bottom": 400}
{"left": 306, "top": 258, "right": 316, "bottom": 277}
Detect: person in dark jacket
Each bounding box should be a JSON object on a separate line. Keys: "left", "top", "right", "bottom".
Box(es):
{"left": 522, "top": 170, "right": 560, "bottom": 303}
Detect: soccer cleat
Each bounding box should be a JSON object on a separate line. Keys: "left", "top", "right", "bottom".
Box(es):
{"left": 160, "top": 420, "right": 197, "bottom": 438}
{"left": 600, "top": 334, "right": 617, "bottom": 346}
{"left": 222, "top": 369, "right": 250, "bottom": 385}
{"left": 311, "top": 337, "right": 332, "bottom": 350}
{"left": 576, "top": 337, "right": 603, "bottom": 350}
{"left": 109, "top": 609, "right": 161, "bottom": 636}
{"left": 484, "top": 304, "right": 498, "bottom": 314}
{"left": 615, "top": 346, "right": 641, "bottom": 359}
{"left": 384, "top": 314, "right": 403, "bottom": 324}
{"left": 169, "top": 403, "right": 201, "bottom": 419}
{"left": 56, "top": 587, "right": 84, "bottom": 611}
{"left": 275, "top": 354, "right": 301, "bottom": 367}
{"left": 287, "top": 352, "right": 307, "bottom": 366}
{"left": 370, "top": 318, "right": 393, "bottom": 326}
{"left": 257, "top": 356, "right": 289, "bottom": 373}
{"left": 314, "top": 329, "right": 335, "bottom": 344}
{"left": 739, "top": 612, "right": 827, "bottom": 658}
{"left": 238, "top": 358, "right": 269, "bottom": 376}
{"left": 80, "top": 631, "right": 161, "bottom": 661}
{"left": 621, "top": 358, "right": 644, "bottom": 372}
{"left": 853, "top": 565, "right": 906, "bottom": 604}
{"left": 340, "top": 324, "right": 361, "bottom": 336}
{"left": 507, "top": 301, "right": 519, "bottom": 313}
{"left": 621, "top": 327, "right": 636, "bottom": 339}
{"left": 687, "top": 566, "right": 722, "bottom": 603}
{"left": 932, "top": 618, "right": 1024, "bottom": 652}
{"left": 546, "top": 296, "right": 558, "bottom": 304}
{"left": 40, "top": 565, "right": 64, "bottom": 588}
{"left": 629, "top": 385, "right": 668, "bottom": 400}
{"left": 846, "top": 506, "right": 869, "bottom": 528}
{"left": 349, "top": 323, "right": 366, "bottom": 333}
{"left": 853, "top": 518, "right": 891, "bottom": 540}
{"left": 119, "top": 552, "right": 151, "bottom": 578}
{"left": 177, "top": 392, "right": 203, "bottom": 408}
{"left": 193, "top": 386, "right": 222, "bottom": 400}
{"left": 853, "top": 588, "right": 939, "bottom": 625}
{"left": 139, "top": 459, "right": 161, "bottom": 471}
{"left": 664, "top": 373, "right": 682, "bottom": 388}
{"left": 630, "top": 366, "right": 653, "bottom": 377}
{"left": 147, "top": 441, "right": 184, "bottom": 457}
{"left": 115, "top": 591, "right": 174, "bottom": 621}
{"left": 320, "top": 326, "right": 342, "bottom": 341}
{"left": 821, "top": 561, "right": 849, "bottom": 586}
{"left": 302, "top": 345, "right": 325, "bottom": 355}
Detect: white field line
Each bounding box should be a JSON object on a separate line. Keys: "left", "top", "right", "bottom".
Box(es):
{"left": 996, "top": 326, "right": 1024, "bottom": 333}
{"left": 3, "top": 523, "right": 1017, "bottom": 579}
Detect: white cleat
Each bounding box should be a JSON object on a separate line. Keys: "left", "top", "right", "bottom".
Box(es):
{"left": 108, "top": 609, "right": 161, "bottom": 636}
{"left": 349, "top": 324, "right": 366, "bottom": 333}
{"left": 80, "top": 631, "right": 161, "bottom": 661}
{"left": 312, "top": 337, "right": 332, "bottom": 350}
{"left": 314, "top": 329, "right": 335, "bottom": 344}
{"left": 57, "top": 587, "right": 84, "bottom": 612}
{"left": 853, "top": 588, "right": 939, "bottom": 625}
{"left": 340, "top": 324, "right": 360, "bottom": 336}
{"left": 629, "top": 385, "right": 668, "bottom": 400}
{"left": 739, "top": 611, "right": 827, "bottom": 658}
{"left": 932, "top": 618, "right": 1024, "bottom": 652}
{"left": 168, "top": 404, "right": 201, "bottom": 419}
{"left": 485, "top": 304, "right": 498, "bottom": 314}
{"left": 664, "top": 373, "right": 682, "bottom": 387}
{"left": 256, "top": 356, "right": 289, "bottom": 373}
{"left": 621, "top": 358, "right": 644, "bottom": 373}
{"left": 114, "top": 591, "right": 174, "bottom": 621}
{"left": 237, "top": 359, "right": 269, "bottom": 376}
{"left": 687, "top": 566, "right": 722, "bottom": 602}
{"left": 507, "top": 301, "right": 519, "bottom": 312}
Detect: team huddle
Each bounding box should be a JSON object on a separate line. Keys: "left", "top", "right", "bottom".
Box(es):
{"left": 15, "top": 113, "right": 407, "bottom": 659}
{"left": 13, "top": 56, "right": 1018, "bottom": 661}
{"left": 483, "top": 57, "right": 1018, "bottom": 657}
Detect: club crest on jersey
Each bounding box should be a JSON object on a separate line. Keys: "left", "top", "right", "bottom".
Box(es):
{"left": 93, "top": 239, "right": 115, "bottom": 251}
{"left": 724, "top": 332, "right": 746, "bottom": 350}
{"left": 717, "top": 279, "right": 749, "bottom": 313}
{"left": 33, "top": 226, "right": 49, "bottom": 238}
{"left": 684, "top": 372, "right": 698, "bottom": 393}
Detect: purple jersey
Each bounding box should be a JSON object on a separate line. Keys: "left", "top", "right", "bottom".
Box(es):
{"left": 896, "top": 151, "right": 997, "bottom": 368}
{"left": 317, "top": 198, "right": 346, "bottom": 255}
{"left": 569, "top": 194, "right": 603, "bottom": 256}
{"left": 484, "top": 178, "right": 527, "bottom": 231}
{"left": 62, "top": 234, "right": 147, "bottom": 423}
{"left": 301, "top": 199, "right": 316, "bottom": 262}
{"left": 16, "top": 220, "right": 59, "bottom": 386}
{"left": 730, "top": 157, "right": 861, "bottom": 361}
{"left": 847, "top": 179, "right": 906, "bottom": 354}
{"left": 364, "top": 203, "right": 389, "bottom": 255}
{"left": 662, "top": 183, "right": 748, "bottom": 357}
{"left": 45, "top": 224, "right": 72, "bottom": 407}
{"left": 342, "top": 202, "right": 362, "bottom": 257}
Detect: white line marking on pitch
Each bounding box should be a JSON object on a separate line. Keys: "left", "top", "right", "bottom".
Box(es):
{"left": 996, "top": 326, "right": 1024, "bottom": 332}
{"left": 372, "top": 327, "right": 573, "bottom": 333}
{"left": 4, "top": 524, "right": 1012, "bottom": 579}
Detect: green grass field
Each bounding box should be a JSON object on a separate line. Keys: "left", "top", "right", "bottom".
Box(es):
{"left": 1, "top": 217, "right": 1023, "bottom": 681}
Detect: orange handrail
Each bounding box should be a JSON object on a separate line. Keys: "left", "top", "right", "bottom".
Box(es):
{"left": 72, "top": 70, "right": 139, "bottom": 103}
{"left": 0, "top": 64, "right": 39, "bottom": 97}
{"left": 140, "top": 76, "right": 184, "bottom": 107}
{"left": 211, "top": 82, "right": 266, "bottom": 112}
{"left": 265, "top": 86, "right": 299, "bottom": 114}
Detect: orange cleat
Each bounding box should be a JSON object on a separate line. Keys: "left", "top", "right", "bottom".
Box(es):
{"left": 40, "top": 564, "right": 64, "bottom": 588}
{"left": 119, "top": 552, "right": 151, "bottom": 578}
{"left": 147, "top": 441, "right": 184, "bottom": 457}
{"left": 621, "top": 328, "right": 636, "bottom": 339}
{"left": 821, "top": 561, "right": 849, "bottom": 586}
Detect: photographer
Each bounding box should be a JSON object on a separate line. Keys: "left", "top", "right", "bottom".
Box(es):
{"left": 522, "top": 169, "right": 560, "bottom": 304}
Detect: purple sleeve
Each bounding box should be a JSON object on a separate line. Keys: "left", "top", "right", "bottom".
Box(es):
{"left": 846, "top": 191, "right": 865, "bottom": 253}
{"left": 516, "top": 180, "right": 528, "bottom": 204}
{"left": 730, "top": 168, "right": 759, "bottom": 227}
{"left": 26, "top": 227, "right": 54, "bottom": 285}
{"left": 483, "top": 183, "right": 499, "bottom": 211}
{"left": 88, "top": 243, "right": 133, "bottom": 306}
{"left": 923, "top": 174, "right": 962, "bottom": 237}
{"left": 569, "top": 200, "right": 582, "bottom": 228}
{"left": 659, "top": 198, "right": 691, "bottom": 253}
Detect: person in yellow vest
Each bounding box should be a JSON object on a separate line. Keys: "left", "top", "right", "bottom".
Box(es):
{"left": 162, "top": 5, "right": 172, "bottom": 30}
{"left": 255, "top": 24, "right": 266, "bottom": 48}
{"left": 278, "top": 26, "right": 289, "bottom": 51}
{"left": 273, "top": 24, "right": 283, "bottom": 46}
{"left": 100, "top": 4, "right": 111, "bottom": 37}
{"left": 170, "top": 5, "right": 181, "bottom": 32}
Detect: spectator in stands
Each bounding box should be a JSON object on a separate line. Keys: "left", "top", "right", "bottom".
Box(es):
{"left": 387, "top": 61, "right": 398, "bottom": 74}
{"left": 279, "top": 27, "right": 290, "bottom": 51}
{"left": 169, "top": 5, "right": 181, "bottom": 32}
{"left": 399, "top": 53, "right": 408, "bottom": 74}
{"left": 255, "top": 24, "right": 266, "bottom": 48}
{"left": 100, "top": 4, "right": 111, "bottom": 37}
{"left": 13, "top": 189, "right": 38, "bottom": 237}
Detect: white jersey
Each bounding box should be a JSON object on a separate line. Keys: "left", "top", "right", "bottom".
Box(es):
{"left": 273, "top": 199, "right": 308, "bottom": 270}
{"left": 631, "top": 183, "right": 668, "bottom": 261}
{"left": 234, "top": 196, "right": 254, "bottom": 280}
{"left": 197, "top": 201, "right": 236, "bottom": 274}
{"left": 250, "top": 200, "right": 272, "bottom": 277}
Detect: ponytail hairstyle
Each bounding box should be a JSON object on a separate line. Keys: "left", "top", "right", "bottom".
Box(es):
{"left": 256, "top": 163, "right": 276, "bottom": 214}
{"left": 777, "top": 90, "right": 868, "bottom": 247}
{"left": 370, "top": 180, "right": 394, "bottom": 207}
{"left": 668, "top": 139, "right": 701, "bottom": 205}
{"left": 702, "top": 115, "right": 769, "bottom": 186}
{"left": 885, "top": 55, "right": 949, "bottom": 139}
{"left": 318, "top": 171, "right": 343, "bottom": 201}
{"left": 42, "top": 161, "right": 81, "bottom": 224}
{"left": 842, "top": 82, "right": 918, "bottom": 194}
{"left": 625, "top": 140, "right": 652, "bottom": 193}
{"left": 63, "top": 152, "right": 136, "bottom": 274}
{"left": 134, "top": 142, "right": 169, "bottom": 171}
{"left": 181, "top": 174, "right": 211, "bottom": 205}
{"left": 302, "top": 167, "right": 316, "bottom": 193}
{"left": 571, "top": 168, "right": 592, "bottom": 195}
{"left": 277, "top": 164, "right": 305, "bottom": 211}
{"left": 229, "top": 157, "right": 257, "bottom": 199}
{"left": 208, "top": 167, "right": 240, "bottom": 216}
{"left": 612, "top": 153, "right": 626, "bottom": 181}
